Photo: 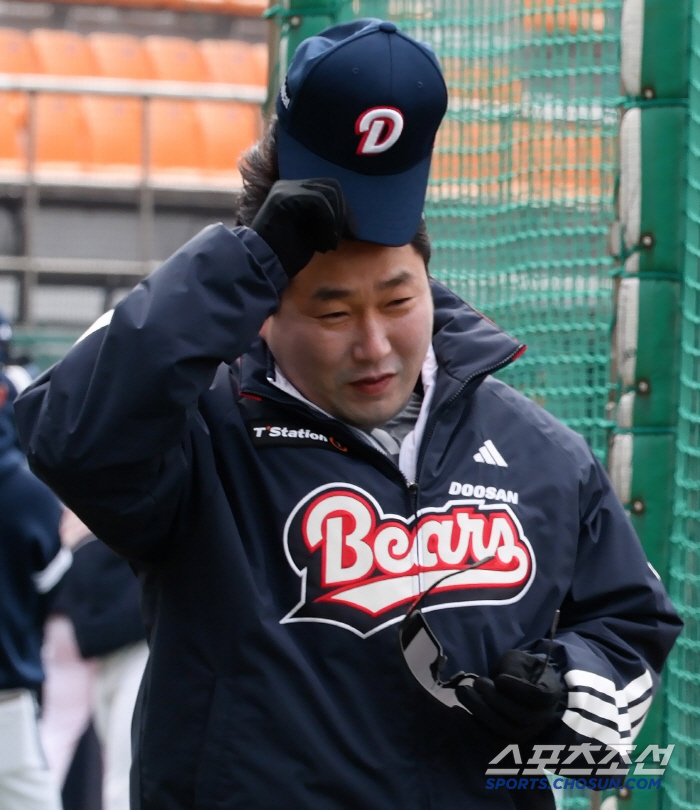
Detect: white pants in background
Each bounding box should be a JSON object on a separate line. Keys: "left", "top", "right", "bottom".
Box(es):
{"left": 93, "top": 640, "right": 149, "bottom": 810}
{"left": 40, "top": 614, "right": 97, "bottom": 786}
{"left": 0, "top": 689, "right": 62, "bottom": 810}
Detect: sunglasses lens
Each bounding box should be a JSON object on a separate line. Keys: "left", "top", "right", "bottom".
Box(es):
{"left": 399, "top": 611, "right": 465, "bottom": 709}
{"left": 398, "top": 559, "right": 496, "bottom": 710}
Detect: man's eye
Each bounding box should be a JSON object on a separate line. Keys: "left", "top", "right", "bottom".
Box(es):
{"left": 319, "top": 311, "right": 348, "bottom": 320}
{"left": 388, "top": 297, "right": 412, "bottom": 307}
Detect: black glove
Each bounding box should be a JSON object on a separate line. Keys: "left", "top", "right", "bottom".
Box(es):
{"left": 250, "top": 178, "right": 347, "bottom": 278}
{"left": 456, "top": 650, "right": 565, "bottom": 743}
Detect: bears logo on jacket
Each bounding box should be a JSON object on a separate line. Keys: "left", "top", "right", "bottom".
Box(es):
{"left": 281, "top": 483, "right": 536, "bottom": 637}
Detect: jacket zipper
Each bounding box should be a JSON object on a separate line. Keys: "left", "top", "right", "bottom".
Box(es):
{"left": 409, "top": 345, "right": 523, "bottom": 595}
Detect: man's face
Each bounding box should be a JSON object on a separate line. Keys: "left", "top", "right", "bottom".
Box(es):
{"left": 260, "top": 240, "right": 433, "bottom": 429}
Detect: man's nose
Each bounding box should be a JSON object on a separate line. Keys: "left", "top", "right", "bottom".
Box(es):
{"left": 352, "top": 315, "right": 392, "bottom": 363}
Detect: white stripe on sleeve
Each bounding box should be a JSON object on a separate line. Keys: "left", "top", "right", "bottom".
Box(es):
{"left": 33, "top": 547, "right": 72, "bottom": 594}
{"left": 564, "top": 669, "right": 617, "bottom": 696}
{"left": 567, "top": 691, "right": 621, "bottom": 726}
{"left": 628, "top": 695, "right": 653, "bottom": 727}
{"left": 561, "top": 710, "right": 622, "bottom": 748}
{"left": 562, "top": 668, "right": 655, "bottom": 746}
{"left": 621, "top": 670, "right": 654, "bottom": 704}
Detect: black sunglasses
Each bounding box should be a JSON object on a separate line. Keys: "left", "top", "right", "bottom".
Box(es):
{"left": 398, "top": 557, "right": 495, "bottom": 709}
{"left": 399, "top": 557, "right": 560, "bottom": 708}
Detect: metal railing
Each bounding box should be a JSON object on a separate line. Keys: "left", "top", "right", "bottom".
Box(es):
{"left": 0, "top": 74, "right": 267, "bottom": 323}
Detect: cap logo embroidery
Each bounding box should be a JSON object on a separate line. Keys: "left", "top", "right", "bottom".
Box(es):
{"left": 355, "top": 107, "right": 404, "bottom": 155}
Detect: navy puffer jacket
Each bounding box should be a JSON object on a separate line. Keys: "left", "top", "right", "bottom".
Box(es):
{"left": 16, "top": 225, "right": 681, "bottom": 810}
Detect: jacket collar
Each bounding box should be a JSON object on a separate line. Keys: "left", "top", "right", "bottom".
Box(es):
{"left": 239, "top": 278, "right": 524, "bottom": 408}
{"left": 428, "top": 278, "right": 524, "bottom": 383}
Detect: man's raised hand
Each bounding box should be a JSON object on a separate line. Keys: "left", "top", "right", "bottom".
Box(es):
{"left": 251, "top": 178, "right": 348, "bottom": 279}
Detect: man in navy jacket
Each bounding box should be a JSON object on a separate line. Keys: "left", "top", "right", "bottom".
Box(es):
{"left": 15, "top": 19, "right": 681, "bottom": 810}
{"left": 0, "top": 372, "right": 68, "bottom": 810}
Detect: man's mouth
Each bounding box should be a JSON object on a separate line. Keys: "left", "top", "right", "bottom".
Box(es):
{"left": 348, "top": 373, "right": 396, "bottom": 396}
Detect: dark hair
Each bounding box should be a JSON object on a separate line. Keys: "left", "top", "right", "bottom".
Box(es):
{"left": 233, "top": 117, "right": 432, "bottom": 267}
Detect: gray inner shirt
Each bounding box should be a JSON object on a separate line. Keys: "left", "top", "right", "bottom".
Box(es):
{"left": 367, "top": 383, "right": 424, "bottom": 462}
{"left": 269, "top": 359, "right": 426, "bottom": 466}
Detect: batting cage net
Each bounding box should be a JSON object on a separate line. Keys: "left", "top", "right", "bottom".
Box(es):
{"left": 666, "top": 3, "right": 700, "bottom": 808}
{"left": 349, "top": 3, "right": 669, "bottom": 809}
{"left": 356, "top": 0, "right": 622, "bottom": 464}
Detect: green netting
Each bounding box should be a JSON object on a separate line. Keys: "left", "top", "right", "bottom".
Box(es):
{"left": 355, "top": 0, "right": 621, "bottom": 460}
{"left": 665, "top": 5, "right": 700, "bottom": 810}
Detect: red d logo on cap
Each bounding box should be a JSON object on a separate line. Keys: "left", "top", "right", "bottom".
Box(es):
{"left": 355, "top": 107, "right": 405, "bottom": 155}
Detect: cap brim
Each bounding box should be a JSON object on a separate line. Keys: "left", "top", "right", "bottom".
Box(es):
{"left": 277, "top": 126, "right": 431, "bottom": 247}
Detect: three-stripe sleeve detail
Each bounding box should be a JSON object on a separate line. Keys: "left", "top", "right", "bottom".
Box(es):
{"left": 562, "top": 669, "right": 654, "bottom": 748}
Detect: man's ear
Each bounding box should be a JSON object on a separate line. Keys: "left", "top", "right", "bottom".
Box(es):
{"left": 259, "top": 316, "right": 271, "bottom": 342}
{"left": 0, "top": 382, "right": 8, "bottom": 410}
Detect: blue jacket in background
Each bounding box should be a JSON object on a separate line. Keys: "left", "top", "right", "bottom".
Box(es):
{"left": 15, "top": 225, "right": 682, "bottom": 810}
{"left": 0, "top": 374, "right": 66, "bottom": 692}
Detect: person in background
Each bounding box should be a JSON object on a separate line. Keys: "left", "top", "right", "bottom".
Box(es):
{"left": 52, "top": 525, "right": 148, "bottom": 810}
{"left": 40, "top": 510, "right": 98, "bottom": 803}
{"left": 0, "top": 372, "right": 70, "bottom": 810}
{"left": 0, "top": 309, "right": 37, "bottom": 396}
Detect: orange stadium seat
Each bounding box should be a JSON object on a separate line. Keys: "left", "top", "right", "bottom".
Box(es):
{"left": 430, "top": 117, "right": 606, "bottom": 203}
{"left": 0, "top": 27, "right": 38, "bottom": 72}
{"left": 523, "top": 0, "right": 606, "bottom": 36}
{"left": 143, "top": 37, "right": 208, "bottom": 180}
{"left": 441, "top": 59, "right": 522, "bottom": 105}
{"left": 181, "top": 0, "right": 265, "bottom": 15}
{"left": 224, "top": 0, "right": 267, "bottom": 15}
{"left": 511, "top": 121, "right": 606, "bottom": 201}
{"left": 0, "top": 94, "right": 26, "bottom": 174}
{"left": 143, "top": 36, "right": 207, "bottom": 82}
{"left": 197, "top": 100, "right": 259, "bottom": 180}
{"left": 30, "top": 29, "right": 96, "bottom": 76}
{"left": 28, "top": 31, "right": 94, "bottom": 178}
{"left": 87, "top": 33, "right": 153, "bottom": 79}
{"left": 34, "top": 94, "right": 88, "bottom": 176}
{"left": 199, "top": 39, "right": 268, "bottom": 86}
{"left": 0, "top": 29, "right": 39, "bottom": 174}
{"left": 431, "top": 119, "right": 503, "bottom": 197}
{"left": 116, "top": 0, "right": 185, "bottom": 8}
{"left": 149, "top": 98, "right": 204, "bottom": 181}
{"left": 82, "top": 96, "right": 142, "bottom": 178}
{"left": 83, "top": 34, "right": 153, "bottom": 178}
{"left": 197, "top": 40, "right": 265, "bottom": 184}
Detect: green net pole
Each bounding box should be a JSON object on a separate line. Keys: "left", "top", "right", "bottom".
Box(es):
{"left": 264, "top": 0, "right": 356, "bottom": 112}
{"left": 664, "top": 2, "right": 700, "bottom": 808}
{"left": 610, "top": 2, "right": 690, "bottom": 809}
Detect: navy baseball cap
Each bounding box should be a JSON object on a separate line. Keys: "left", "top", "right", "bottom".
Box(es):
{"left": 276, "top": 18, "right": 448, "bottom": 246}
